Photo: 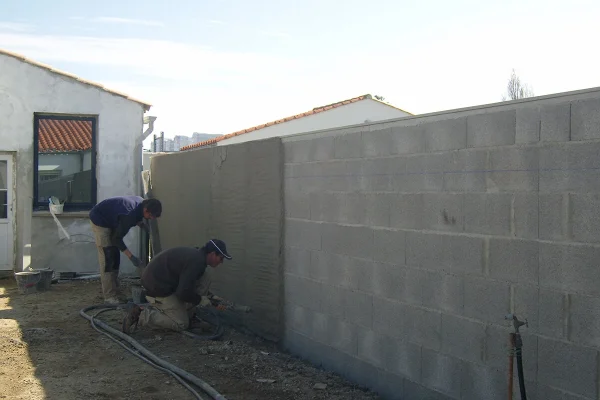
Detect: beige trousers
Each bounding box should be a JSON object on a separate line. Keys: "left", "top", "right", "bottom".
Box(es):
{"left": 139, "top": 268, "right": 213, "bottom": 332}
{"left": 90, "top": 222, "right": 120, "bottom": 301}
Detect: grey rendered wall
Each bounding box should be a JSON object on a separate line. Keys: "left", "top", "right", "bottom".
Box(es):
{"left": 150, "top": 138, "right": 284, "bottom": 340}
{"left": 282, "top": 90, "right": 600, "bottom": 399}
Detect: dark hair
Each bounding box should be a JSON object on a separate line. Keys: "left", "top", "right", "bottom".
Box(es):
{"left": 142, "top": 198, "right": 162, "bottom": 217}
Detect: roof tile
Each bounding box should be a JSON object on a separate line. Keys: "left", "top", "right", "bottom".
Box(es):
{"left": 38, "top": 119, "right": 92, "bottom": 153}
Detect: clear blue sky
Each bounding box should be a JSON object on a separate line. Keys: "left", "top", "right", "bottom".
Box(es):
{"left": 2, "top": 0, "right": 599, "bottom": 147}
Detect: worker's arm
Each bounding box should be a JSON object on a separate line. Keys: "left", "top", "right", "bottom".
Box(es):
{"left": 175, "top": 264, "right": 206, "bottom": 305}
{"left": 111, "top": 215, "right": 143, "bottom": 266}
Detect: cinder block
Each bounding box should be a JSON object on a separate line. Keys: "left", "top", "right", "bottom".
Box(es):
{"left": 403, "top": 380, "right": 451, "bottom": 400}
{"left": 406, "top": 232, "right": 484, "bottom": 276}
{"left": 372, "top": 296, "right": 407, "bottom": 337}
{"left": 365, "top": 193, "right": 392, "bottom": 227}
{"left": 373, "top": 370, "right": 406, "bottom": 400}
{"left": 540, "top": 242, "right": 600, "bottom": 296}
{"left": 423, "top": 118, "right": 467, "bottom": 152}
{"left": 284, "top": 140, "right": 311, "bottom": 163}
{"left": 343, "top": 290, "right": 373, "bottom": 328}
{"left": 489, "top": 239, "right": 539, "bottom": 285}
{"left": 334, "top": 132, "right": 363, "bottom": 159}
{"left": 363, "top": 128, "right": 394, "bottom": 157}
{"left": 485, "top": 325, "right": 538, "bottom": 377}
{"left": 340, "top": 192, "right": 367, "bottom": 225}
{"left": 405, "top": 306, "right": 442, "bottom": 350}
{"left": 373, "top": 228, "right": 406, "bottom": 265}
{"left": 467, "top": 110, "right": 516, "bottom": 148}
{"left": 326, "top": 317, "right": 358, "bottom": 355}
{"left": 464, "top": 277, "right": 510, "bottom": 323}
{"left": 421, "top": 348, "right": 463, "bottom": 399}
{"left": 571, "top": 194, "right": 600, "bottom": 242}
{"left": 516, "top": 106, "right": 540, "bottom": 143}
{"left": 441, "top": 314, "right": 485, "bottom": 363}
{"left": 537, "top": 384, "right": 589, "bottom": 400}
{"left": 488, "top": 147, "right": 539, "bottom": 192}
{"left": 390, "top": 124, "right": 426, "bottom": 154}
{"left": 380, "top": 335, "right": 422, "bottom": 382}
{"left": 362, "top": 157, "right": 404, "bottom": 192}
{"left": 539, "top": 289, "right": 567, "bottom": 339}
{"left": 285, "top": 303, "right": 309, "bottom": 336}
{"left": 390, "top": 194, "right": 423, "bottom": 229}
{"left": 310, "top": 251, "right": 370, "bottom": 291}
{"left": 405, "top": 152, "right": 457, "bottom": 192}
{"left": 284, "top": 273, "right": 323, "bottom": 311}
{"left": 540, "top": 142, "right": 600, "bottom": 192}
{"left": 461, "top": 363, "right": 508, "bottom": 400}
{"left": 464, "top": 193, "right": 512, "bottom": 236}
{"left": 311, "top": 310, "right": 329, "bottom": 341}
{"left": 372, "top": 262, "right": 405, "bottom": 301}
{"left": 538, "top": 337, "right": 598, "bottom": 398}
{"left": 541, "top": 103, "right": 570, "bottom": 142}
{"left": 321, "top": 284, "right": 345, "bottom": 319}
{"left": 513, "top": 193, "right": 539, "bottom": 239}
{"left": 321, "top": 223, "right": 374, "bottom": 259}
{"left": 285, "top": 218, "right": 322, "bottom": 250}
{"left": 284, "top": 247, "right": 311, "bottom": 277}
{"left": 571, "top": 98, "right": 600, "bottom": 141}
{"left": 421, "top": 193, "right": 464, "bottom": 233}
{"left": 308, "top": 136, "right": 335, "bottom": 162}
{"left": 420, "top": 270, "right": 464, "bottom": 314}
{"left": 309, "top": 191, "right": 343, "bottom": 223}
{"left": 357, "top": 327, "right": 384, "bottom": 367}
{"left": 284, "top": 188, "right": 310, "bottom": 219}
{"left": 443, "top": 148, "right": 487, "bottom": 192}
{"left": 569, "top": 294, "right": 600, "bottom": 348}
{"left": 514, "top": 284, "right": 540, "bottom": 333}
{"left": 539, "top": 194, "right": 566, "bottom": 240}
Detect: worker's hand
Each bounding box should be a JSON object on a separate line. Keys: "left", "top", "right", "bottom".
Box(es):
{"left": 216, "top": 304, "right": 227, "bottom": 312}
{"left": 199, "top": 296, "right": 211, "bottom": 307}
{"left": 129, "top": 255, "right": 142, "bottom": 267}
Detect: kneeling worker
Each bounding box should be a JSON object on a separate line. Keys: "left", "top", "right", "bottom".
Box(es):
{"left": 89, "top": 195, "right": 162, "bottom": 304}
{"left": 122, "top": 239, "right": 232, "bottom": 333}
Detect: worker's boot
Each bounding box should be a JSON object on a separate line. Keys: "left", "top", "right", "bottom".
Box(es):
{"left": 122, "top": 303, "right": 142, "bottom": 334}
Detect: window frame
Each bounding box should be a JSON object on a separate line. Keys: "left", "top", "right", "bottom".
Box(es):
{"left": 33, "top": 114, "right": 98, "bottom": 212}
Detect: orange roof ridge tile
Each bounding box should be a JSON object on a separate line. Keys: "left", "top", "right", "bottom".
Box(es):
{"left": 0, "top": 48, "right": 152, "bottom": 111}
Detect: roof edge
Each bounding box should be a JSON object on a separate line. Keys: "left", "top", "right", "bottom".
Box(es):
{"left": 0, "top": 48, "right": 152, "bottom": 111}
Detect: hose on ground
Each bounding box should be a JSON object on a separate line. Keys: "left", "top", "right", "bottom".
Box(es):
{"left": 80, "top": 304, "right": 228, "bottom": 400}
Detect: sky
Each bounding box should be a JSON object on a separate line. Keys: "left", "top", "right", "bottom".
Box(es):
{"left": 2, "top": 0, "right": 600, "bottom": 149}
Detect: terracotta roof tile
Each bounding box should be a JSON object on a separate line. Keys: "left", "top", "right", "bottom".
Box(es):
{"left": 181, "top": 94, "right": 412, "bottom": 151}
{"left": 0, "top": 48, "right": 152, "bottom": 111}
{"left": 38, "top": 119, "right": 92, "bottom": 153}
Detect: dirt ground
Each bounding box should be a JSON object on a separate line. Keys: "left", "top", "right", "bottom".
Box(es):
{"left": 0, "top": 276, "right": 381, "bottom": 400}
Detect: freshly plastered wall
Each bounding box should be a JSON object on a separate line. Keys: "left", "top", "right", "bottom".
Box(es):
{"left": 150, "top": 138, "right": 284, "bottom": 340}
{"left": 282, "top": 87, "right": 600, "bottom": 400}
{"left": 0, "top": 52, "right": 147, "bottom": 273}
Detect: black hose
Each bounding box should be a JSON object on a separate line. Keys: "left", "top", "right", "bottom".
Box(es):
{"left": 515, "top": 335, "right": 527, "bottom": 400}
{"left": 80, "top": 304, "right": 228, "bottom": 400}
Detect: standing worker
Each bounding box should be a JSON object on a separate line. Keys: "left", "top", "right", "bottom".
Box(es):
{"left": 89, "top": 195, "right": 162, "bottom": 304}
{"left": 122, "top": 239, "right": 232, "bottom": 333}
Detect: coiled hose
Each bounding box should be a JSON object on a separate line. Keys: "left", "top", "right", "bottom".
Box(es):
{"left": 80, "top": 304, "right": 228, "bottom": 400}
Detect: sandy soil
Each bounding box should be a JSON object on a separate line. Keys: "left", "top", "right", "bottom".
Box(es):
{"left": 0, "top": 276, "right": 381, "bottom": 400}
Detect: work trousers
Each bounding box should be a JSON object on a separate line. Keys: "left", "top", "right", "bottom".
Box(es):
{"left": 90, "top": 221, "right": 121, "bottom": 301}
{"left": 139, "top": 268, "right": 213, "bottom": 332}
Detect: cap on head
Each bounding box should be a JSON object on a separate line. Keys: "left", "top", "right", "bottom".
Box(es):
{"left": 205, "top": 239, "right": 232, "bottom": 260}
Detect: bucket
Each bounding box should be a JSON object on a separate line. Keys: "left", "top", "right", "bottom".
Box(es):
{"left": 49, "top": 203, "right": 64, "bottom": 214}
{"left": 131, "top": 285, "right": 147, "bottom": 304}
{"left": 35, "top": 269, "right": 54, "bottom": 291}
{"left": 14, "top": 271, "right": 41, "bottom": 295}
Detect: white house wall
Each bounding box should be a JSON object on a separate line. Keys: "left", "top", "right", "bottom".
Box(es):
{"left": 0, "top": 53, "right": 146, "bottom": 273}
{"left": 216, "top": 99, "right": 410, "bottom": 146}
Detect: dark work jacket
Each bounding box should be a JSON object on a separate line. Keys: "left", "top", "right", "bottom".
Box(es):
{"left": 89, "top": 196, "right": 144, "bottom": 251}
{"left": 141, "top": 246, "right": 208, "bottom": 305}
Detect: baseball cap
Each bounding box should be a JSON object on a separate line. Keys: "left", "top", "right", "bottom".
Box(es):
{"left": 207, "top": 239, "right": 232, "bottom": 260}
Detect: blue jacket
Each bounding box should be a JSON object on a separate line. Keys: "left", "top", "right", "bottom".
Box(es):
{"left": 89, "top": 196, "right": 144, "bottom": 251}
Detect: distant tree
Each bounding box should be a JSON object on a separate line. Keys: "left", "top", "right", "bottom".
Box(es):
{"left": 374, "top": 95, "right": 386, "bottom": 101}
{"left": 503, "top": 69, "right": 534, "bottom": 101}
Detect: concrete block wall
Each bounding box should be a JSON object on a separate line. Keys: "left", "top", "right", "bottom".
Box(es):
{"left": 282, "top": 89, "right": 600, "bottom": 399}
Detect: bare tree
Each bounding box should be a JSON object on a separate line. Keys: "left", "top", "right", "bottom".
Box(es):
{"left": 503, "top": 69, "right": 534, "bottom": 100}
{"left": 374, "top": 95, "right": 386, "bottom": 101}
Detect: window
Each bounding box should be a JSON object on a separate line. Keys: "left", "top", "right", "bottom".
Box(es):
{"left": 33, "top": 115, "right": 97, "bottom": 211}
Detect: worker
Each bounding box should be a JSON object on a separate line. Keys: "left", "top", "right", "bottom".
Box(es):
{"left": 89, "top": 195, "right": 162, "bottom": 304}
{"left": 122, "top": 239, "right": 232, "bottom": 334}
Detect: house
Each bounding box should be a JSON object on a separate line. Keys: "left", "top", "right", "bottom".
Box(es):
{"left": 179, "top": 94, "right": 412, "bottom": 151}
{"left": 0, "top": 48, "right": 156, "bottom": 275}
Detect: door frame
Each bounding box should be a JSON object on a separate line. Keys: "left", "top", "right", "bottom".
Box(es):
{"left": 0, "top": 153, "right": 15, "bottom": 271}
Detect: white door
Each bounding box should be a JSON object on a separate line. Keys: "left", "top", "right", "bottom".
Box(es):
{"left": 0, "top": 155, "right": 13, "bottom": 270}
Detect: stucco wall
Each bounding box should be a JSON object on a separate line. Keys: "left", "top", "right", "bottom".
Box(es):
{"left": 150, "top": 138, "right": 284, "bottom": 340}
{"left": 0, "top": 53, "right": 147, "bottom": 273}
{"left": 282, "top": 87, "right": 600, "bottom": 400}
{"left": 214, "top": 99, "right": 410, "bottom": 147}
